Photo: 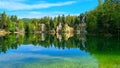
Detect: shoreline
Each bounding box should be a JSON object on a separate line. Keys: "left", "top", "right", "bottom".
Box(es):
{"left": 0, "top": 30, "right": 119, "bottom": 37}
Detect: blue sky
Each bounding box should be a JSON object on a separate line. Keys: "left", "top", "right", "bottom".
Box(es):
{"left": 0, "top": 0, "right": 99, "bottom": 18}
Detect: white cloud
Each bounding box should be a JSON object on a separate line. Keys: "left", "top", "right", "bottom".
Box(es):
{"left": 17, "top": 11, "right": 67, "bottom": 18}
{"left": 11, "top": 11, "right": 79, "bottom": 18}
{"left": 0, "top": 0, "right": 76, "bottom": 10}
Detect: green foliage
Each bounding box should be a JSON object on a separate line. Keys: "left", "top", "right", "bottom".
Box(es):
{"left": 11, "top": 15, "right": 17, "bottom": 22}
{"left": 7, "top": 17, "right": 16, "bottom": 32}
{"left": 17, "top": 20, "right": 25, "bottom": 31}
{"left": 1, "top": 12, "right": 7, "bottom": 29}
{"left": 86, "top": 0, "right": 120, "bottom": 35}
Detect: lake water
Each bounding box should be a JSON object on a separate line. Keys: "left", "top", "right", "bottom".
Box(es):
{"left": 0, "top": 34, "right": 119, "bottom": 68}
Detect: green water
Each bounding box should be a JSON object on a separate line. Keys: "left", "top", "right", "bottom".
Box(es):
{"left": 0, "top": 34, "right": 119, "bottom": 68}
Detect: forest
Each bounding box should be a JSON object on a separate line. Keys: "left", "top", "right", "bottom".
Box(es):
{"left": 0, "top": 0, "right": 119, "bottom": 36}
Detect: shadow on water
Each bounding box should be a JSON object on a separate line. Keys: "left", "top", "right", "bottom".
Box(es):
{"left": 0, "top": 33, "right": 119, "bottom": 68}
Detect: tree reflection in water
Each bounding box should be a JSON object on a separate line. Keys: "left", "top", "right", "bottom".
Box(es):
{"left": 0, "top": 33, "right": 87, "bottom": 53}
{"left": 0, "top": 33, "right": 119, "bottom": 54}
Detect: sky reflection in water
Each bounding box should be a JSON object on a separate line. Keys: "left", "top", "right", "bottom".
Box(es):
{"left": 0, "top": 44, "right": 98, "bottom": 68}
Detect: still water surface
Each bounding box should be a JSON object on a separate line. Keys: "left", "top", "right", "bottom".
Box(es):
{"left": 0, "top": 34, "right": 119, "bottom": 68}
